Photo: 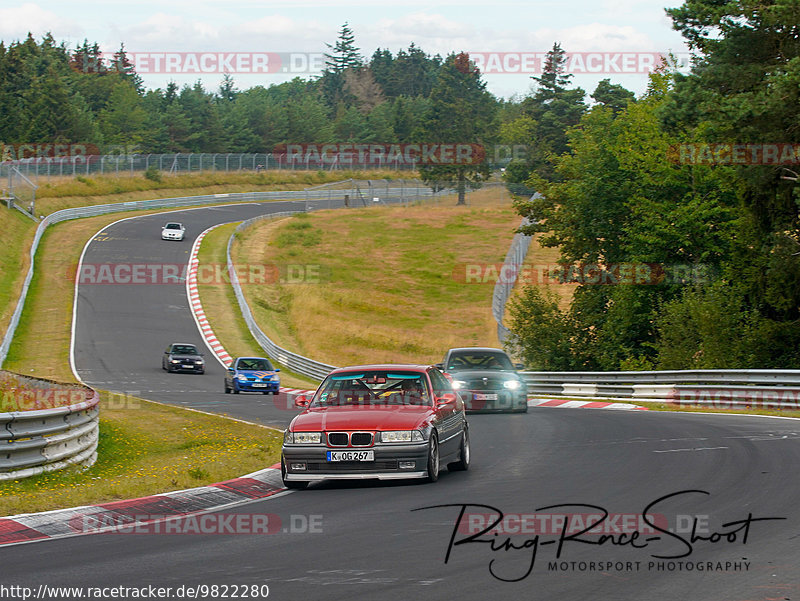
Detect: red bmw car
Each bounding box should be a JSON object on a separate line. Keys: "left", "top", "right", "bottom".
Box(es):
{"left": 281, "top": 364, "right": 470, "bottom": 489}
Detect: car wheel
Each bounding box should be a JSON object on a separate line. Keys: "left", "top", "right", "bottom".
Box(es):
{"left": 233, "top": 386, "right": 240, "bottom": 394}
{"left": 281, "top": 458, "right": 308, "bottom": 490}
{"left": 425, "top": 435, "right": 440, "bottom": 483}
{"left": 224, "top": 382, "right": 231, "bottom": 394}
{"left": 448, "top": 428, "right": 470, "bottom": 472}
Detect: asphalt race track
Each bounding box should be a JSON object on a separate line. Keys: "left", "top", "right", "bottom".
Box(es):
{"left": 2, "top": 200, "right": 799, "bottom": 600}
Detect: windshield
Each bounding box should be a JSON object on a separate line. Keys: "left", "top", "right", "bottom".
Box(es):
{"left": 172, "top": 345, "right": 199, "bottom": 355}
{"left": 237, "top": 358, "right": 274, "bottom": 371}
{"left": 312, "top": 371, "right": 431, "bottom": 407}
{"left": 447, "top": 351, "right": 514, "bottom": 371}
{"left": 165, "top": 223, "right": 182, "bottom": 229}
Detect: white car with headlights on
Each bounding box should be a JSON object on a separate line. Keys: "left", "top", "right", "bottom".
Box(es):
{"left": 161, "top": 222, "right": 185, "bottom": 241}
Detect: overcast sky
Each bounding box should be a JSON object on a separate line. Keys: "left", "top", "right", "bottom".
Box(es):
{"left": 0, "top": 0, "right": 692, "bottom": 99}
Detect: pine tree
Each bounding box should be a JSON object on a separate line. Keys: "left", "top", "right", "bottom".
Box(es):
{"left": 323, "top": 23, "right": 362, "bottom": 73}
{"left": 415, "top": 52, "right": 498, "bottom": 205}
{"left": 111, "top": 43, "right": 143, "bottom": 93}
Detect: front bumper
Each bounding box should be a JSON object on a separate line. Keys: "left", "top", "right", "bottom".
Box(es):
{"left": 235, "top": 380, "right": 280, "bottom": 392}
{"left": 461, "top": 390, "right": 528, "bottom": 412}
{"left": 162, "top": 233, "right": 183, "bottom": 240}
{"left": 282, "top": 441, "right": 429, "bottom": 481}
{"left": 169, "top": 363, "right": 204, "bottom": 373}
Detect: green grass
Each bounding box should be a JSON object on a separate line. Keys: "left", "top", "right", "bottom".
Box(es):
{"left": 233, "top": 188, "right": 517, "bottom": 367}
{"left": 0, "top": 209, "right": 37, "bottom": 341}
{"left": 634, "top": 400, "right": 800, "bottom": 419}
{"left": 0, "top": 392, "right": 283, "bottom": 516}
{"left": 531, "top": 396, "right": 800, "bottom": 419}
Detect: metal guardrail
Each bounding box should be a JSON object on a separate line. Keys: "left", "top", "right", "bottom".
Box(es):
{"left": 226, "top": 213, "right": 338, "bottom": 382}
{"left": 521, "top": 369, "right": 800, "bottom": 409}
{"left": 492, "top": 213, "right": 534, "bottom": 344}
{"left": 0, "top": 371, "right": 99, "bottom": 480}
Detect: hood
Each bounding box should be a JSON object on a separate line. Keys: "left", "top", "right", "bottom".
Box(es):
{"left": 236, "top": 369, "right": 277, "bottom": 379}
{"left": 447, "top": 368, "right": 519, "bottom": 380}
{"left": 291, "top": 405, "right": 431, "bottom": 432}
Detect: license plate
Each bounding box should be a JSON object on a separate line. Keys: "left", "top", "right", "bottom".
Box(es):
{"left": 473, "top": 393, "right": 498, "bottom": 400}
{"left": 327, "top": 450, "right": 374, "bottom": 462}
{"left": 183, "top": 364, "right": 194, "bottom": 368}
{"left": 252, "top": 383, "right": 267, "bottom": 388}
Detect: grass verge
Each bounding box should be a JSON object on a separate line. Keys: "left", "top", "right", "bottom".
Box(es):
{"left": 232, "top": 187, "right": 521, "bottom": 367}
{"left": 0, "top": 169, "right": 415, "bottom": 350}
{"left": 0, "top": 391, "right": 282, "bottom": 516}
{"left": 532, "top": 397, "right": 800, "bottom": 419}
{"left": 0, "top": 210, "right": 36, "bottom": 342}
{"left": 634, "top": 400, "right": 800, "bottom": 418}
{"left": 33, "top": 169, "right": 417, "bottom": 215}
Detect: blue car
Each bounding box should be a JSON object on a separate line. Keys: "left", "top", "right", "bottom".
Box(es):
{"left": 224, "top": 357, "right": 281, "bottom": 395}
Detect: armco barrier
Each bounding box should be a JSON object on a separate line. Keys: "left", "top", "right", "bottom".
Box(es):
{"left": 0, "top": 371, "right": 99, "bottom": 480}
{"left": 226, "top": 213, "right": 337, "bottom": 382}
{"left": 521, "top": 369, "right": 800, "bottom": 409}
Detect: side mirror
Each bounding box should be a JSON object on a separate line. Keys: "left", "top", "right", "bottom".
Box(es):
{"left": 434, "top": 363, "right": 444, "bottom": 370}
{"left": 294, "top": 395, "right": 310, "bottom": 408}
{"left": 514, "top": 363, "right": 524, "bottom": 370}
{"left": 435, "top": 392, "right": 457, "bottom": 406}
{"left": 275, "top": 368, "right": 281, "bottom": 372}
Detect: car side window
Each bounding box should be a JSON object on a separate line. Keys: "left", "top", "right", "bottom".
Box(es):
{"left": 428, "top": 369, "right": 452, "bottom": 396}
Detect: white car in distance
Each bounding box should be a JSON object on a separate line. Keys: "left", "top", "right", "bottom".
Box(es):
{"left": 161, "top": 222, "right": 186, "bottom": 241}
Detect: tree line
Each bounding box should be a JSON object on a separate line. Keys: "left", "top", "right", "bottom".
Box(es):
{"left": 3, "top": 7, "right": 794, "bottom": 370}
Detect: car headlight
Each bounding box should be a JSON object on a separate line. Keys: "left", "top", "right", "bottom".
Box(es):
{"left": 380, "top": 430, "right": 424, "bottom": 443}
{"left": 287, "top": 432, "right": 321, "bottom": 444}
{"left": 237, "top": 374, "right": 248, "bottom": 381}
{"left": 171, "top": 359, "right": 180, "bottom": 363}
{"left": 195, "top": 360, "right": 204, "bottom": 365}
{"left": 451, "top": 380, "right": 467, "bottom": 390}
{"left": 503, "top": 380, "right": 522, "bottom": 390}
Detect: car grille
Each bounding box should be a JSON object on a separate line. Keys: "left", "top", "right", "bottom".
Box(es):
{"left": 350, "top": 433, "right": 373, "bottom": 446}
{"left": 307, "top": 461, "right": 399, "bottom": 471}
{"left": 465, "top": 378, "right": 504, "bottom": 390}
{"left": 327, "top": 432, "right": 373, "bottom": 446}
{"left": 328, "top": 432, "right": 348, "bottom": 446}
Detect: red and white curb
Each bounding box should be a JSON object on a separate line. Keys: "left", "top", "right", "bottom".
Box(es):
{"left": 188, "top": 227, "right": 234, "bottom": 367}
{"left": 528, "top": 398, "right": 646, "bottom": 410}
{"left": 186, "top": 227, "right": 307, "bottom": 396}
{"left": 0, "top": 465, "right": 286, "bottom": 547}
